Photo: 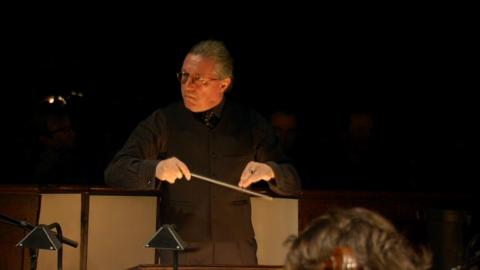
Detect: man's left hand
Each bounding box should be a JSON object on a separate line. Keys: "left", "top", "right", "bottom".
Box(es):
{"left": 239, "top": 161, "right": 275, "bottom": 188}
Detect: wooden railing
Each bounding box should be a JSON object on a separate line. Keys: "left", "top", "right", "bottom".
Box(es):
{"left": 1, "top": 185, "right": 477, "bottom": 270}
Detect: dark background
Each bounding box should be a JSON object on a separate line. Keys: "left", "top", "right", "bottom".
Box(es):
{"left": 2, "top": 10, "right": 476, "bottom": 191}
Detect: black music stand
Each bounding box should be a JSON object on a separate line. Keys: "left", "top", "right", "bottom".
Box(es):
{"left": 0, "top": 213, "right": 78, "bottom": 270}
{"left": 145, "top": 224, "right": 186, "bottom": 270}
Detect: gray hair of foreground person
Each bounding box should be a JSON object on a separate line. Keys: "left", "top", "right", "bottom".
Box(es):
{"left": 284, "top": 207, "right": 432, "bottom": 270}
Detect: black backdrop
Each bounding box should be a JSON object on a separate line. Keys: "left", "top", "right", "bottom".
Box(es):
{"left": 3, "top": 11, "right": 476, "bottom": 190}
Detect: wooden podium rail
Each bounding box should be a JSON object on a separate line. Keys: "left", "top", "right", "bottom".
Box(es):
{"left": 1, "top": 185, "right": 477, "bottom": 270}
{"left": 129, "top": 265, "right": 283, "bottom": 270}
{"left": 0, "top": 185, "right": 296, "bottom": 270}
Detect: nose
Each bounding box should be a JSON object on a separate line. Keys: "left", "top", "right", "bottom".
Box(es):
{"left": 184, "top": 76, "right": 198, "bottom": 90}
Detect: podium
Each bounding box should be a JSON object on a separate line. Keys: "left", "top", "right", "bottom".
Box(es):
{"left": 1, "top": 186, "right": 477, "bottom": 270}
{"left": 0, "top": 186, "right": 297, "bottom": 269}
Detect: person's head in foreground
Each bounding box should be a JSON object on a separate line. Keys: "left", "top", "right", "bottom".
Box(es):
{"left": 285, "top": 207, "right": 431, "bottom": 270}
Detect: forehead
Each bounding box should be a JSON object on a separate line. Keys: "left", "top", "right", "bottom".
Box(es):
{"left": 182, "top": 54, "right": 218, "bottom": 74}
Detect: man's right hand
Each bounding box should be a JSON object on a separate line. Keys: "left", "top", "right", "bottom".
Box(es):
{"left": 155, "top": 157, "right": 191, "bottom": 184}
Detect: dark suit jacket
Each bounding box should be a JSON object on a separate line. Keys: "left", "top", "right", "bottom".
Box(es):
{"left": 105, "top": 98, "right": 301, "bottom": 264}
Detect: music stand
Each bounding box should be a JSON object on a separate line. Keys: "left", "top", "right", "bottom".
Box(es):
{"left": 145, "top": 224, "right": 186, "bottom": 270}
{"left": 0, "top": 213, "right": 78, "bottom": 270}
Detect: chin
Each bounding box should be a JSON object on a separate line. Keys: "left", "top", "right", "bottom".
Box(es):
{"left": 184, "top": 102, "right": 202, "bottom": 112}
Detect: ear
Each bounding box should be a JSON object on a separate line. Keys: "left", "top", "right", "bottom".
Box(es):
{"left": 220, "top": 77, "right": 232, "bottom": 93}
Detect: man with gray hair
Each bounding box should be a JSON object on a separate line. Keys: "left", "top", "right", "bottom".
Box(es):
{"left": 285, "top": 207, "right": 431, "bottom": 270}
{"left": 105, "top": 39, "right": 301, "bottom": 265}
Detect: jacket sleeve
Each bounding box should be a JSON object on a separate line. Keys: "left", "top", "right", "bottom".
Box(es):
{"left": 252, "top": 111, "right": 302, "bottom": 196}
{"left": 104, "top": 110, "right": 167, "bottom": 190}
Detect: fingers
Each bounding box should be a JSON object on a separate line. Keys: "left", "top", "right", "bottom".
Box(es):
{"left": 156, "top": 157, "right": 191, "bottom": 183}
{"left": 239, "top": 162, "right": 258, "bottom": 188}
{"left": 239, "top": 161, "right": 274, "bottom": 188}
{"left": 174, "top": 158, "right": 191, "bottom": 180}
{"left": 240, "top": 161, "right": 256, "bottom": 183}
{"left": 162, "top": 158, "right": 180, "bottom": 183}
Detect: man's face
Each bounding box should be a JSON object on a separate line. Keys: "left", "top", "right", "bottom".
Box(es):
{"left": 180, "top": 54, "right": 231, "bottom": 112}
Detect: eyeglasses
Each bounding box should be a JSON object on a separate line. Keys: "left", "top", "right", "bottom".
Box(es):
{"left": 176, "top": 71, "right": 219, "bottom": 86}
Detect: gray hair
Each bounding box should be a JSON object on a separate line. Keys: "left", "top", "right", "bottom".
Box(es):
{"left": 285, "top": 207, "right": 432, "bottom": 270}
{"left": 189, "top": 40, "right": 233, "bottom": 80}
